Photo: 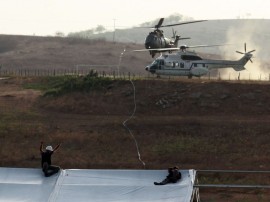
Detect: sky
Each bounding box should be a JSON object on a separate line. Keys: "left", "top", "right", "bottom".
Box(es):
{"left": 1, "top": 0, "right": 270, "bottom": 36}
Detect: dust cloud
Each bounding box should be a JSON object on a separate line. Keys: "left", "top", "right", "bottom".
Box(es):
{"left": 218, "top": 20, "right": 270, "bottom": 80}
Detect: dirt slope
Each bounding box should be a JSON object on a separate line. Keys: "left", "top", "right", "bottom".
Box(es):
{"left": 1, "top": 77, "right": 269, "bottom": 166}
{"left": 1, "top": 77, "right": 270, "bottom": 201}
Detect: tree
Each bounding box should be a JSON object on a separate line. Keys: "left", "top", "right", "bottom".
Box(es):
{"left": 95, "top": 25, "right": 106, "bottom": 34}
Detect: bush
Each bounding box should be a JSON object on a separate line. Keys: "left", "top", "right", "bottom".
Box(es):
{"left": 43, "top": 72, "right": 113, "bottom": 96}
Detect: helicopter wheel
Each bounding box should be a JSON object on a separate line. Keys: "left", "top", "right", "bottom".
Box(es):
{"left": 188, "top": 75, "right": 192, "bottom": 79}
{"left": 157, "top": 75, "right": 161, "bottom": 78}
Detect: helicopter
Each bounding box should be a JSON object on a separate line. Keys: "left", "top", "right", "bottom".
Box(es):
{"left": 145, "top": 43, "right": 255, "bottom": 78}
{"left": 136, "top": 18, "right": 207, "bottom": 58}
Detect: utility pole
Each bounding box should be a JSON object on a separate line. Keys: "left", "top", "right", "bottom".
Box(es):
{"left": 113, "top": 19, "right": 116, "bottom": 43}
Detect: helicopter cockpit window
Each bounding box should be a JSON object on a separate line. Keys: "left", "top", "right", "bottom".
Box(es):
{"left": 181, "top": 55, "right": 202, "bottom": 60}
{"left": 159, "top": 60, "right": 164, "bottom": 66}
{"left": 152, "top": 59, "right": 164, "bottom": 67}
{"left": 149, "top": 60, "right": 159, "bottom": 68}
{"left": 151, "top": 60, "right": 157, "bottom": 65}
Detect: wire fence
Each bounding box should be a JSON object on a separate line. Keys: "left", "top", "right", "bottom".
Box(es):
{"left": 1, "top": 68, "right": 270, "bottom": 82}
{"left": 0, "top": 69, "right": 147, "bottom": 80}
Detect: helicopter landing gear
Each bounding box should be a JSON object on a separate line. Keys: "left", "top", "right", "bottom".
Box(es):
{"left": 188, "top": 75, "right": 193, "bottom": 79}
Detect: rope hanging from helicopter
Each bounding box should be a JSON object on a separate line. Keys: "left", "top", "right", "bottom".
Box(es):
{"left": 122, "top": 79, "right": 146, "bottom": 168}
{"left": 119, "top": 48, "right": 146, "bottom": 168}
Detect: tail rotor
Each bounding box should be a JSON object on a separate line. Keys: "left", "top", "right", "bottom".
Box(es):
{"left": 171, "top": 28, "right": 190, "bottom": 41}
{"left": 236, "top": 43, "right": 255, "bottom": 63}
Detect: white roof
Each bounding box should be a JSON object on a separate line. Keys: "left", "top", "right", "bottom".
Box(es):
{"left": 0, "top": 167, "right": 196, "bottom": 202}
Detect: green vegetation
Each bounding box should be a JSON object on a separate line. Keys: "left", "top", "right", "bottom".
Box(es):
{"left": 24, "top": 70, "right": 114, "bottom": 96}
{"left": 23, "top": 77, "right": 64, "bottom": 91}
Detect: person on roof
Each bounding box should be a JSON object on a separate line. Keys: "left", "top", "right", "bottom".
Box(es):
{"left": 40, "top": 141, "right": 61, "bottom": 177}
{"left": 154, "top": 166, "right": 181, "bottom": 185}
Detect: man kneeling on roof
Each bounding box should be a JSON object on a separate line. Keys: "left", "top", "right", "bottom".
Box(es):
{"left": 154, "top": 166, "right": 181, "bottom": 185}
{"left": 40, "top": 141, "right": 61, "bottom": 177}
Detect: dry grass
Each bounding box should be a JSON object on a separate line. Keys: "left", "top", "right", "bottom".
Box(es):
{"left": 0, "top": 33, "right": 270, "bottom": 201}
{"left": 1, "top": 77, "right": 270, "bottom": 201}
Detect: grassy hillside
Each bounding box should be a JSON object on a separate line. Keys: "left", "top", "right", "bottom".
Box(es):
{"left": 0, "top": 35, "right": 151, "bottom": 74}
{"left": 1, "top": 76, "right": 270, "bottom": 201}
{"left": 1, "top": 76, "right": 270, "bottom": 169}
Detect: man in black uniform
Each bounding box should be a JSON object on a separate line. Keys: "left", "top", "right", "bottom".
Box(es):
{"left": 40, "top": 141, "right": 61, "bottom": 177}
{"left": 154, "top": 166, "right": 181, "bottom": 185}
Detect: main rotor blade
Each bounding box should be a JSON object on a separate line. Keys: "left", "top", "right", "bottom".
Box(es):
{"left": 186, "top": 44, "right": 227, "bottom": 48}
{"left": 160, "top": 20, "right": 207, "bottom": 28}
{"left": 134, "top": 43, "right": 228, "bottom": 52}
{"left": 179, "top": 37, "right": 191, "bottom": 40}
{"left": 133, "top": 47, "right": 179, "bottom": 52}
{"left": 155, "top": 18, "right": 164, "bottom": 28}
{"left": 248, "top": 49, "right": 256, "bottom": 53}
{"left": 236, "top": 51, "right": 244, "bottom": 54}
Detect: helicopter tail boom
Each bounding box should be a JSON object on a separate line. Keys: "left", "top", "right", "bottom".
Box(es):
{"left": 234, "top": 51, "right": 254, "bottom": 71}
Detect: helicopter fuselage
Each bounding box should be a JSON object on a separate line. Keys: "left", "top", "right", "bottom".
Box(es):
{"left": 139, "top": 18, "right": 206, "bottom": 58}
{"left": 145, "top": 51, "right": 252, "bottom": 78}
{"left": 145, "top": 32, "right": 173, "bottom": 49}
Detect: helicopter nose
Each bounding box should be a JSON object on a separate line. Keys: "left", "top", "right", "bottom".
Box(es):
{"left": 145, "top": 43, "right": 151, "bottom": 49}
{"left": 146, "top": 66, "right": 156, "bottom": 73}
{"left": 145, "top": 66, "right": 149, "bottom": 71}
